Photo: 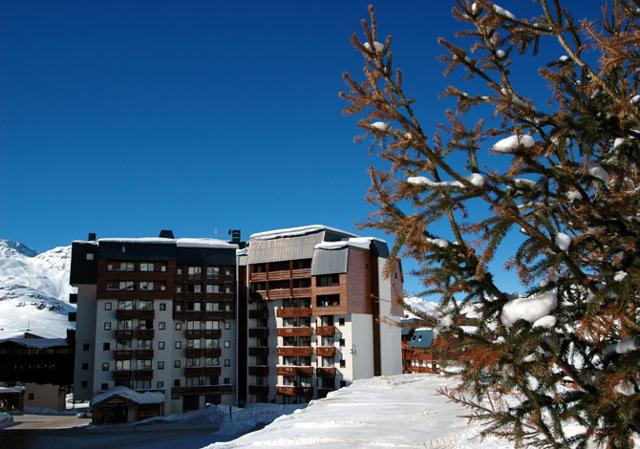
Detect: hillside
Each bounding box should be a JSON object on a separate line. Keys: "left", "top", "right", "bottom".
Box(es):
{"left": 0, "top": 240, "right": 75, "bottom": 339}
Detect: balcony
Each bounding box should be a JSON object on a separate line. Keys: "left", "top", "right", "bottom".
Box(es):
{"left": 249, "top": 308, "right": 268, "bottom": 319}
{"left": 276, "top": 366, "right": 314, "bottom": 376}
{"left": 116, "top": 309, "right": 155, "bottom": 320}
{"left": 316, "top": 326, "right": 335, "bottom": 337}
{"left": 185, "top": 329, "right": 222, "bottom": 339}
{"left": 185, "top": 347, "right": 221, "bottom": 358}
{"left": 171, "top": 384, "right": 232, "bottom": 397}
{"left": 249, "top": 328, "right": 269, "bottom": 339}
{"left": 174, "top": 310, "right": 233, "bottom": 321}
{"left": 249, "top": 272, "right": 267, "bottom": 282}
{"left": 277, "top": 347, "right": 313, "bottom": 357}
{"left": 249, "top": 385, "right": 269, "bottom": 395}
{"left": 114, "top": 350, "right": 154, "bottom": 360}
{"left": 249, "top": 366, "right": 269, "bottom": 376}
{"left": 276, "top": 386, "right": 313, "bottom": 397}
{"left": 291, "top": 288, "right": 311, "bottom": 297}
{"left": 316, "top": 367, "right": 337, "bottom": 378}
{"left": 249, "top": 347, "right": 268, "bottom": 357}
{"left": 265, "top": 270, "right": 290, "bottom": 281}
{"left": 184, "top": 367, "right": 221, "bottom": 377}
{"left": 291, "top": 268, "right": 311, "bottom": 279}
{"left": 114, "top": 329, "right": 154, "bottom": 339}
{"left": 276, "top": 308, "right": 312, "bottom": 318}
{"left": 266, "top": 288, "right": 290, "bottom": 299}
{"left": 316, "top": 346, "right": 336, "bottom": 357}
{"left": 113, "top": 369, "right": 153, "bottom": 381}
{"left": 276, "top": 327, "right": 313, "bottom": 337}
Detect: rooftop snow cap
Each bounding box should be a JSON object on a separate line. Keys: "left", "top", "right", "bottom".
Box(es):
{"left": 159, "top": 229, "right": 175, "bottom": 239}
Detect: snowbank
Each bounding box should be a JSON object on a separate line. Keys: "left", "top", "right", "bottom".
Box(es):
{"left": 203, "top": 375, "right": 509, "bottom": 449}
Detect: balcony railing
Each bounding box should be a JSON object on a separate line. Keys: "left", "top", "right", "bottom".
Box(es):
{"left": 276, "top": 386, "right": 313, "bottom": 397}
{"left": 276, "top": 346, "right": 313, "bottom": 357}
{"left": 276, "top": 366, "right": 314, "bottom": 376}
{"left": 316, "top": 326, "right": 335, "bottom": 337}
{"left": 249, "top": 328, "right": 269, "bottom": 339}
{"left": 171, "top": 384, "right": 232, "bottom": 397}
{"left": 113, "top": 369, "right": 153, "bottom": 381}
{"left": 316, "top": 346, "right": 336, "bottom": 357}
{"left": 184, "top": 329, "right": 222, "bottom": 339}
{"left": 266, "top": 288, "right": 290, "bottom": 299}
{"left": 248, "top": 347, "right": 268, "bottom": 357}
{"left": 114, "top": 350, "right": 154, "bottom": 360}
{"left": 185, "top": 347, "right": 221, "bottom": 358}
{"left": 248, "top": 366, "right": 269, "bottom": 376}
{"left": 249, "top": 309, "right": 269, "bottom": 319}
{"left": 291, "top": 287, "right": 311, "bottom": 297}
{"left": 184, "top": 367, "right": 221, "bottom": 377}
{"left": 316, "top": 367, "right": 337, "bottom": 378}
{"left": 291, "top": 268, "right": 311, "bottom": 279}
{"left": 248, "top": 385, "right": 269, "bottom": 395}
{"left": 114, "top": 329, "right": 154, "bottom": 339}
{"left": 249, "top": 272, "right": 267, "bottom": 282}
{"left": 276, "top": 308, "right": 312, "bottom": 318}
{"left": 116, "top": 309, "right": 155, "bottom": 320}
{"left": 276, "top": 327, "right": 313, "bottom": 337}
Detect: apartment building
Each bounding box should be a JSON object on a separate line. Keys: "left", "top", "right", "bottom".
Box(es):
{"left": 242, "top": 225, "right": 404, "bottom": 404}
{"left": 70, "top": 231, "right": 240, "bottom": 416}
{"left": 70, "top": 225, "right": 403, "bottom": 417}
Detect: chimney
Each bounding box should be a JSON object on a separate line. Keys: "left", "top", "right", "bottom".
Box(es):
{"left": 159, "top": 230, "right": 175, "bottom": 239}
{"left": 228, "top": 229, "right": 241, "bottom": 244}
{"left": 88, "top": 232, "right": 96, "bottom": 241}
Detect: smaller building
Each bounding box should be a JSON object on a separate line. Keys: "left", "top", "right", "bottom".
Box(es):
{"left": 90, "top": 386, "right": 164, "bottom": 424}
{"left": 402, "top": 327, "right": 438, "bottom": 374}
{"left": 0, "top": 386, "right": 25, "bottom": 412}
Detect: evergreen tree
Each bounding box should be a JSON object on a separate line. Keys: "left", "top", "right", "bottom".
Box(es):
{"left": 341, "top": 1, "right": 640, "bottom": 447}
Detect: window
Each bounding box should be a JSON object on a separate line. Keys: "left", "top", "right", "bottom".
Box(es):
{"left": 224, "top": 377, "right": 230, "bottom": 384}
{"left": 101, "top": 383, "right": 108, "bottom": 391}
{"left": 176, "top": 267, "right": 182, "bottom": 275}
{"left": 81, "top": 380, "right": 88, "bottom": 388}
{"left": 175, "top": 323, "right": 182, "bottom": 330}
{"left": 339, "top": 338, "right": 345, "bottom": 347}
{"left": 224, "top": 359, "right": 230, "bottom": 367}
{"left": 102, "top": 362, "right": 109, "bottom": 371}
{"left": 188, "top": 266, "right": 202, "bottom": 277}
{"left": 136, "top": 359, "right": 151, "bottom": 370}
{"left": 104, "top": 302, "right": 112, "bottom": 311}
{"left": 160, "top": 264, "right": 167, "bottom": 272}
{"left": 320, "top": 315, "right": 334, "bottom": 326}
{"left": 159, "top": 322, "right": 166, "bottom": 330}
{"left": 187, "top": 339, "right": 201, "bottom": 349}
{"left": 207, "top": 266, "right": 219, "bottom": 277}
{"left": 83, "top": 343, "right": 90, "bottom": 351}
{"left": 107, "top": 262, "right": 134, "bottom": 272}
{"left": 316, "top": 274, "right": 339, "bottom": 287}
{"left": 176, "top": 285, "right": 182, "bottom": 293}
{"left": 116, "top": 360, "right": 131, "bottom": 370}
{"left": 85, "top": 253, "right": 94, "bottom": 261}
{"left": 224, "top": 321, "right": 231, "bottom": 330}
{"left": 340, "top": 359, "right": 346, "bottom": 368}
{"left": 116, "top": 339, "right": 131, "bottom": 350}
{"left": 193, "top": 284, "right": 202, "bottom": 294}
{"left": 206, "top": 284, "right": 220, "bottom": 293}
{"left": 175, "top": 341, "right": 182, "bottom": 349}
{"left": 103, "top": 342, "right": 110, "bottom": 351}
{"left": 139, "top": 281, "right": 154, "bottom": 291}
{"left": 140, "top": 262, "right": 154, "bottom": 272}
{"left": 174, "top": 360, "right": 181, "bottom": 368}
{"left": 159, "top": 282, "right": 166, "bottom": 291}
{"left": 158, "top": 361, "right": 164, "bottom": 370}
{"left": 186, "top": 358, "right": 200, "bottom": 367}
{"left": 137, "top": 339, "right": 152, "bottom": 350}
{"left": 317, "top": 294, "right": 340, "bottom": 307}
{"left": 187, "top": 321, "right": 201, "bottom": 330}
{"left": 118, "top": 300, "right": 134, "bottom": 310}
{"left": 82, "top": 362, "right": 88, "bottom": 370}
{"left": 174, "top": 379, "right": 181, "bottom": 387}
{"left": 158, "top": 341, "right": 165, "bottom": 350}
{"left": 205, "top": 320, "right": 218, "bottom": 330}
{"left": 224, "top": 340, "right": 230, "bottom": 348}
{"left": 293, "top": 259, "right": 311, "bottom": 269}
{"left": 204, "top": 339, "right": 218, "bottom": 348}
{"left": 139, "top": 300, "right": 153, "bottom": 310}
{"left": 104, "top": 322, "right": 111, "bottom": 331}
{"left": 156, "top": 381, "right": 164, "bottom": 388}
{"left": 339, "top": 318, "right": 345, "bottom": 326}
{"left": 159, "top": 303, "right": 166, "bottom": 311}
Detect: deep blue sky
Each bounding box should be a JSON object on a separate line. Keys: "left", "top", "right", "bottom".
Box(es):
{"left": 0, "top": 1, "right": 600, "bottom": 295}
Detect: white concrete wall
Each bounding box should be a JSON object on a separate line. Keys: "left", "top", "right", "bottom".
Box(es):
{"left": 23, "top": 383, "right": 65, "bottom": 411}
{"left": 73, "top": 284, "right": 97, "bottom": 401}
{"left": 377, "top": 258, "right": 403, "bottom": 375}
{"left": 349, "top": 313, "right": 374, "bottom": 381}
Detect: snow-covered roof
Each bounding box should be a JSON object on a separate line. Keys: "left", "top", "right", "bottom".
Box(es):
{"left": 0, "top": 386, "right": 26, "bottom": 394}
{"left": 314, "top": 237, "right": 385, "bottom": 251}
{"left": 91, "top": 386, "right": 164, "bottom": 406}
{"left": 0, "top": 337, "right": 68, "bottom": 348}
{"left": 250, "top": 225, "right": 356, "bottom": 241}
{"left": 236, "top": 247, "right": 249, "bottom": 256}
{"left": 94, "top": 237, "right": 237, "bottom": 249}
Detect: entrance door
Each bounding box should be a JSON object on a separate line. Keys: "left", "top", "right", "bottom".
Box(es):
{"left": 105, "top": 405, "right": 128, "bottom": 423}
{"left": 183, "top": 395, "right": 200, "bottom": 411}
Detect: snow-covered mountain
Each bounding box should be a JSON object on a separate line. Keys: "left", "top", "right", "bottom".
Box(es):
{"left": 403, "top": 296, "right": 439, "bottom": 318}
{"left": 0, "top": 240, "right": 75, "bottom": 339}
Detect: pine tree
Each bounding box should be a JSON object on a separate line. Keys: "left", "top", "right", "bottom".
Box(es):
{"left": 340, "top": 1, "right": 640, "bottom": 447}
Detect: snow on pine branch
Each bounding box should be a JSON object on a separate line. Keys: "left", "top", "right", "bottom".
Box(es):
{"left": 555, "top": 233, "right": 571, "bottom": 252}
{"left": 363, "top": 41, "right": 384, "bottom": 53}
{"left": 492, "top": 134, "right": 535, "bottom": 153}
{"left": 501, "top": 291, "right": 558, "bottom": 328}
{"left": 407, "top": 173, "right": 485, "bottom": 188}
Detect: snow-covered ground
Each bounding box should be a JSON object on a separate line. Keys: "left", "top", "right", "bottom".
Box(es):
{"left": 0, "top": 240, "right": 75, "bottom": 339}
{"left": 204, "top": 374, "right": 509, "bottom": 449}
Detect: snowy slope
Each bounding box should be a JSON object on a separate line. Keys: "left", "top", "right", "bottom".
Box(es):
{"left": 0, "top": 240, "right": 75, "bottom": 339}
{"left": 403, "top": 296, "right": 439, "bottom": 318}
{"left": 204, "top": 374, "right": 508, "bottom": 449}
